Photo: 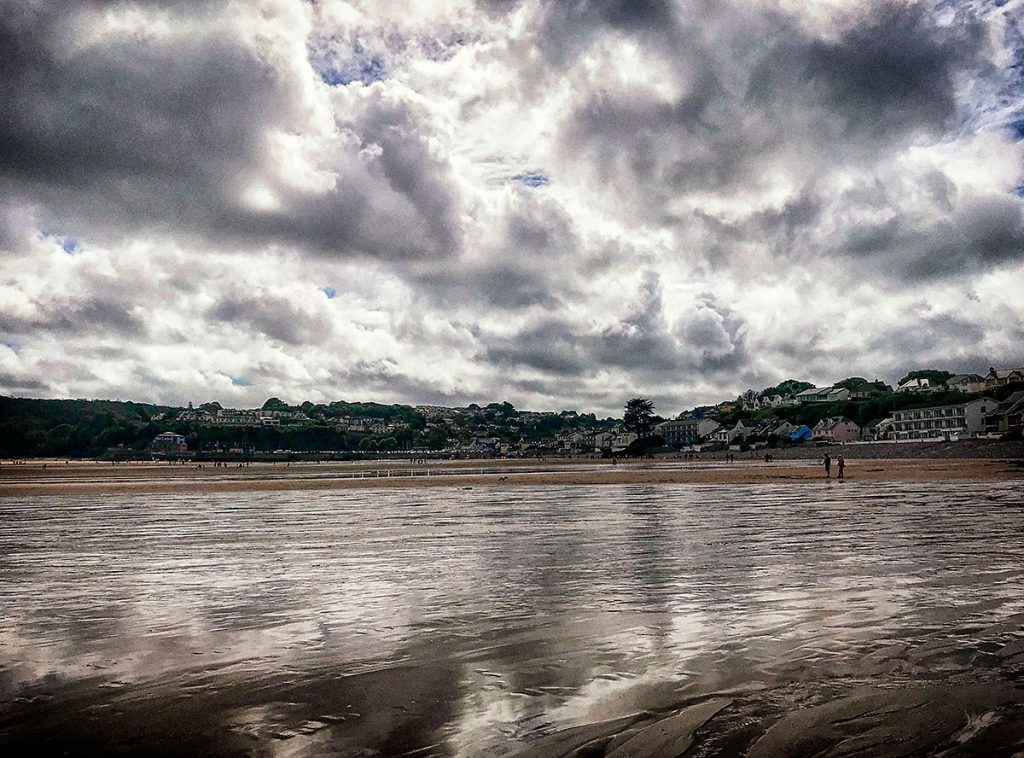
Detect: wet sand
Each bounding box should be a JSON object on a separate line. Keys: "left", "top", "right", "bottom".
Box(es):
{"left": 3, "top": 481, "right": 1024, "bottom": 756}
{"left": 1, "top": 456, "right": 1022, "bottom": 497}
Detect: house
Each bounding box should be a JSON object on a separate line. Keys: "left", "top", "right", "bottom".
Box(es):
{"left": 468, "top": 437, "right": 499, "bottom": 454}
{"left": 895, "top": 378, "right": 936, "bottom": 393}
{"left": 587, "top": 431, "right": 615, "bottom": 450}
{"left": 610, "top": 431, "right": 638, "bottom": 449}
{"left": 985, "top": 391, "right": 1024, "bottom": 434}
{"left": 795, "top": 386, "right": 851, "bottom": 403}
{"left": 788, "top": 425, "right": 813, "bottom": 442}
{"left": 890, "top": 398, "right": 998, "bottom": 441}
{"left": 710, "top": 426, "right": 731, "bottom": 444}
{"left": 859, "top": 418, "right": 885, "bottom": 440}
{"left": 655, "top": 417, "right": 721, "bottom": 447}
{"left": 946, "top": 373, "right": 985, "bottom": 393}
{"left": 812, "top": 417, "right": 861, "bottom": 443}
{"left": 151, "top": 431, "right": 186, "bottom": 455}
{"left": 751, "top": 419, "right": 774, "bottom": 438}
{"left": 729, "top": 419, "right": 760, "bottom": 443}
{"left": 984, "top": 366, "right": 1024, "bottom": 389}
{"left": 848, "top": 380, "right": 894, "bottom": 399}
{"left": 871, "top": 417, "right": 895, "bottom": 441}
{"left": 772, "top": 420, "right": 799, "bottom": 438}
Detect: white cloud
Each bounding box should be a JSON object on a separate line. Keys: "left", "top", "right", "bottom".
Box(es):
{"left": 0, "top": 0, "right": 1022, "bottom": 414}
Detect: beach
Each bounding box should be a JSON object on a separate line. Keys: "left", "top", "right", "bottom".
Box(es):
{"left": 1, "top": 449, "right": 1022, "bottom": 497}
{"left": 3, "top": 480, "right": 1024, "bottom": 756}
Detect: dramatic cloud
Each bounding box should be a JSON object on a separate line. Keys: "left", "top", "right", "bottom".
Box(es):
{"left": 1, "top": 0, "right": 1022, "bottom": 413}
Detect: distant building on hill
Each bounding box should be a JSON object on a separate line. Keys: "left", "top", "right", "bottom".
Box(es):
{"left": 895, "top": 378, "right": 937, "bottom": 393}
{"left": 795, "top": 386, "right": 851, "bottom": 403}
{"left": 848, "top": 380, "right": 893, "bottom": 399}
{"left": 946, "top": 374, "right": 985, "bottom": 393}
{"left": 985, "top": 391, "right": 1024, "bottom": 435}
{"left": 984, "top": 366, "right": 1024, "bottom": 389}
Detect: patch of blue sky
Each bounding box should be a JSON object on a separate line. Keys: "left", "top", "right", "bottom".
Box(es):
{"left": 322, "top": 286, "right": 338, "bottom": 299}
{"left": 231, "top": 377, "right": 252, "bottom": 387}
{"left": 510, "top": 170, "right": 550, "bottom": 188}
{"left": 41, "top": 232, "right": 81, "bottom": 253}
{"left": 1016, "top": 184, "right": 1024, "bottom": 197}
{"left": 311, "top": 43, "right": 386, "bottom": 87}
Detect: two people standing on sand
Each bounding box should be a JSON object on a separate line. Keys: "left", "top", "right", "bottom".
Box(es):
{"left": 823, "top": 453, "right": 846, "bottom": 479}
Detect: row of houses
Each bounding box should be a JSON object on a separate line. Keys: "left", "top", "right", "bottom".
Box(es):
{"left": 738, "top": 367, "right": 1024, "bottom": 413}
{"left": 741, "top": 382, "right": 888, "bottom": 410}
{"left": 177, "top": 408, "right": 283, "bottom": 427}
{"left": 658, "top": 391, "right": 1024, "bottom": 449}
{"left": 895, "top": 367, "right": 1024, "bottom": 394}
{"left": 704, "top": 416, "right": 862, "bottom": 446}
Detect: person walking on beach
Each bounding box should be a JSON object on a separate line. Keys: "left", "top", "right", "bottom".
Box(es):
{"left": 823, "top": 453, "right": 831, "bottom": 479}
{"left": 837, "top": 454, "right": 845, "bottom": 480}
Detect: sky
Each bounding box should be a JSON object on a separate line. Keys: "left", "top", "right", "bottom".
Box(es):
{"left": 1, "top": 0, "right": 1023, "bottom": 416}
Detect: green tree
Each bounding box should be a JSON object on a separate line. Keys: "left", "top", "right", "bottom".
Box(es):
{"left": 623, "top": 398, "right": 655, "bottom": 437}
{"left": 762, "top": 379, "right": 814, "bottom": 397}
{"left": 834, "top": 377, "right": 869, "bottom": 391}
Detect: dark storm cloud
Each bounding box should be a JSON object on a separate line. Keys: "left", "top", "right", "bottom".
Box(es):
{"left": 532, "top": 0, "right": 680, "bottom": 64}
{"left": 0, "top": 297, "right": 145, "bottom": 338}
{"left": 591, "top": 271, "right": 683, "bottom": 374}
{"left": 691, "top": 191, "right": 823, "bottom": 256}
{"left": 207, "top": 294, "right": 331, "bottom": 346}
{"left": 329, "top": 361, "right": 470, "bottom": 406}
{"left": 674, "top": 295, "right": 749, "bottom": 374}
{"left": 408, "top": 192, "right": 580, "bottom": 310}
{"left": 0, "top": 2, "right": 460, "bottom": 260}
{"left": 867, "top": 313, "right": 989, "bottom": 363}
{"left": 414, "top": 261, "right": 564, "bottom": 310}
{"left": 485, "top": 275, "right": 751, "bottom": 383}
{"left": 0, "top": 373, "right": 47, "bottom": 392}
{"left": 839, "top": 193, "right": 1024, "bottom": 279}
{"left": 560, "top": 1, "right": 993, "bottom": 231}
{"left": 747, "top": 3, "right": 987, "bottom": 140}
{"left": 484, "top": 317, "right": 589, "bottom": 375}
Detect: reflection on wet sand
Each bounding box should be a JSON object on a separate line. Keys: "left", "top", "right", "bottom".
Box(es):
{"left": 1, "top": 482, "right": 1024, "bottom": 755}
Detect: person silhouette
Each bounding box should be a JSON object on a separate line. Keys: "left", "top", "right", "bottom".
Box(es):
{"left": 823, "top": 453, "right": 832, "bottom": 479}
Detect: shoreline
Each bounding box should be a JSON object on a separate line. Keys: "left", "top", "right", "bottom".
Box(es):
{"left": 1, "top": 457, "right": 1021, "bottom": 496}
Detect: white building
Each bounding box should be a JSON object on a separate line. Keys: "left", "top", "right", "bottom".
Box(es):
{"left": 151, "top": 432, "right": 186, "bottom": 455}
{"left": 895, "top": 378, "right": 936, "bottom": 394}
{"left": 890, "top": 398, "right": 998, "bottom": 441}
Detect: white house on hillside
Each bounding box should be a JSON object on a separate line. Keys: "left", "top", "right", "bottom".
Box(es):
{"left": 795, "top": 387, "right": 851, "bottom": 403}
{"left": 896, "top": 378, "right": 936, "bottom": 393}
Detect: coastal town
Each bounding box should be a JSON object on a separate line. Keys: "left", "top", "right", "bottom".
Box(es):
{"left": 6, "top": 364, "right": 1019, "bottom": 462}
